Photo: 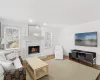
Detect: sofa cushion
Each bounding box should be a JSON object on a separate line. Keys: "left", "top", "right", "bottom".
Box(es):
{"left": 4, "top": 67, "right": 26, "bottom": 80}
{"left": 0, "top": 60, "right": 15, "bottom": 71}
{"left": 0, "top": 65, "right": 4, "bottom": 80}
{"left": 6, "top": 52, "right": 18, "bottom": 61}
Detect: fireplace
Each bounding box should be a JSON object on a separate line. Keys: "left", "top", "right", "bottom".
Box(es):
{"left": 28, "top": 46, "right": 40, "bottom": 54}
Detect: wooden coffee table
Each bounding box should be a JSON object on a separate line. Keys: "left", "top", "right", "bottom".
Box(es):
{"left": 26, "top": 57, "right": 48, "bottom": 80}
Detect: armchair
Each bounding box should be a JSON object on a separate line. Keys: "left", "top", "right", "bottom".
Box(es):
{"left": 55, "top": 45, "right": 63, "bottom": 59}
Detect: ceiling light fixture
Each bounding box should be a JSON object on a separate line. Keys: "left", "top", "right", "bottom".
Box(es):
{"left": 43, "top": 22, "right": 47, "bottom": 26}
{"left": 29, "top": 19, "right": 33, "bottom": 23}
{"left": 36, "top": 26, "right": 39, "bottom": 28}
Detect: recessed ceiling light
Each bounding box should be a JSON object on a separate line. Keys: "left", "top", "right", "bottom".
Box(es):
{"left": 43, "top": 22, "right": 47, "bottom": 26}
{"left": 28, "top": 19, "right": 36, "bottom": 24}
{"left": 36, "top": 26, "right": 39, "bottom": 28}
{"left": 29, "top": 19, "right": 33, "bottom": 23}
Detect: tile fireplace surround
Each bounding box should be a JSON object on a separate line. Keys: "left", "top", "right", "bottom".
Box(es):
{"left": 25, "top": 41, "right": 43, "bottom": 58}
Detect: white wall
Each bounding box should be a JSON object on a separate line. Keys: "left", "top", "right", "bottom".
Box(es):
{"left": 19, "top": 24, "right": 62, "bottom": 57}
{"left": 0, "top": 19, "right": 27, "bottom": 58}
{"left": 41, "top": 27, "right": 62, "bottom": 56}
{"left": 0, "top": 19, "right": 62, "bottom": 58}
{"left": 58, "top": 20, "right": 100, "bottom": 65}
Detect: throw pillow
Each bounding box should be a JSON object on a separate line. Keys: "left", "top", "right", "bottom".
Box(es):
{"left": 0, "top": 50, "right": 14, "bottom": 61}
{"left": 0, "top": 60, "right": 15, "bottom": 71}
{"left": 13, "top": 58, "right": 22, "bottom": 69}
{"left": 6, "top": 52, "right": 18, "bottom": 61}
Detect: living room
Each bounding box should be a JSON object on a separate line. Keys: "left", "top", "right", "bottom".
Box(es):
{"left": 0, "top": 0, "right": 100, "bottom": 80}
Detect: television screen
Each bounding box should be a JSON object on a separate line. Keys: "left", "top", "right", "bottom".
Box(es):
{"left": 75, "top": 32, "right": 97, "bottom": 47}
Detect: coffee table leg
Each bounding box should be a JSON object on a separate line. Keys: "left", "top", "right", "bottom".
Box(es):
{"left": 34, "top": 70, "right": 36, "bottom": 80}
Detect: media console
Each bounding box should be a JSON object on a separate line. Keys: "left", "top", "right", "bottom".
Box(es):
{"left": 69, "top": 49, "right": 96, "bottom": 65}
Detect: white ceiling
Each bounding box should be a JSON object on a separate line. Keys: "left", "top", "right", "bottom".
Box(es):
{"left": 0, "top": 0, "right": 100, "bottom": 25}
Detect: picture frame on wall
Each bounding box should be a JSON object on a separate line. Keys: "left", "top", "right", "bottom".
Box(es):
{"left": 75, "top": 32, "right": 97, "bottom": 47}
{"left": 4, "top": 27, "right": 20, "bottom": 50}
{"left": 44, "top": 32, "right": 52, "bottom": 48}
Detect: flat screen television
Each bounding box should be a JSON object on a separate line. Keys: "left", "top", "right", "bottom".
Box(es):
{"left": 75, "top": 32, "right": 97, "bottom": 47}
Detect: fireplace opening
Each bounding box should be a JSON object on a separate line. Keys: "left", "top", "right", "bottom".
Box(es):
{"left": 28, "top": 46, "right": 40, "bottom": 54}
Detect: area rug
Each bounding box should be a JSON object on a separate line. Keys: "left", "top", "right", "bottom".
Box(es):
{"left": 27, "top": 59, "right": 100, "bottom": 80}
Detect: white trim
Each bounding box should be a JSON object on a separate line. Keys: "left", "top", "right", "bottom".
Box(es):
{"left": 4, "top": 27, "right": 20, "bottom": 50}
{"left": 44, "top": 32, "right": 52, "bottom": 48}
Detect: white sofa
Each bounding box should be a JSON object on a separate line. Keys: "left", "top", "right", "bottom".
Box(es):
{"left": 0, "top": 50, "right": 23, "bottom": 80}
{"left": 0, "top": 65, "right": 4, "bottom": 80}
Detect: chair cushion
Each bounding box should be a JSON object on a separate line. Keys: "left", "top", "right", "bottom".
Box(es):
{"left": 13, "top": 58, "right": 22, "bottom": 69}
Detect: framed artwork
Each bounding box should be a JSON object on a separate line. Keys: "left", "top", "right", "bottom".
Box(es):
{"left": 75, "top": 32, "right": 97, "bottom": 47}
{"left": 4, "top": 27, "right": 20, "bottom": 50}
{"left": 45, "top": 32, "right": 52, "bottom": 48}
